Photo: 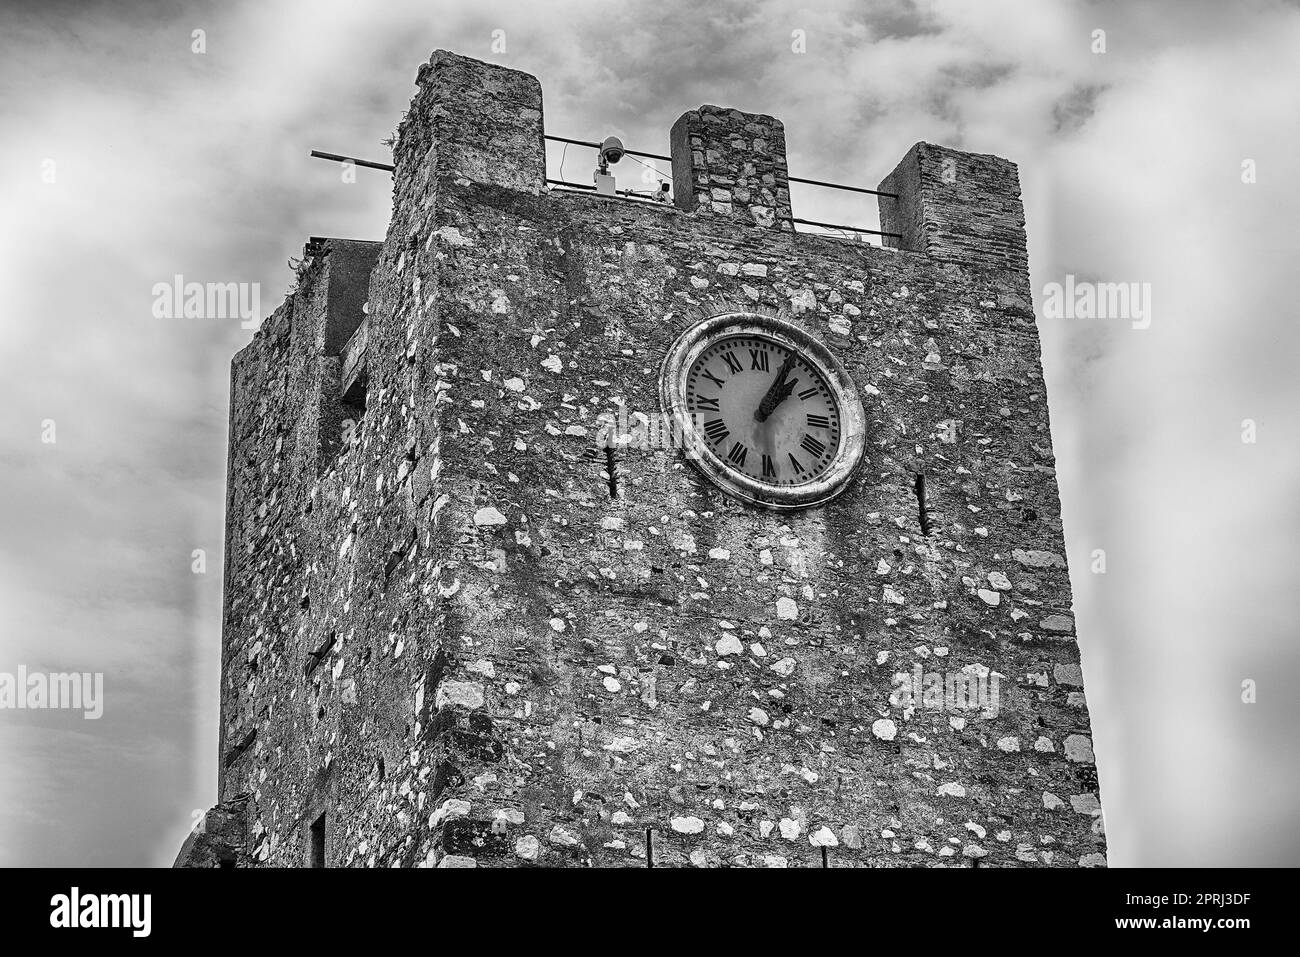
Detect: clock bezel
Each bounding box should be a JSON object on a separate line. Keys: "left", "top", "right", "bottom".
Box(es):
{"left": 659, "top": 312, "right": 867, "bottom": 510}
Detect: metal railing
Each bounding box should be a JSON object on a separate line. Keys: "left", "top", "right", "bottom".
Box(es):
{"left": 310, "top": 137, "right": 903, "bottom": 239}
{"left": 542, "top": 134, "right": 899, "bottom": 199}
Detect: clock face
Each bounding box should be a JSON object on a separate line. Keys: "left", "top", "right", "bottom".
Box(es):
{"left": 660, "top": 313, "right": 867, "bottom": 510}
{"left": 684, "top": 335, "right": 842, "bottom": 486}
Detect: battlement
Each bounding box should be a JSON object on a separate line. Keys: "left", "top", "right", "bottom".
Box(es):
{"left": 390, "top": 51, "right": 1029, "bottom": 272}
{"left": 669, "top": 105, "right": 794, "bottom": 230}
{"left": 193, "top": 49, "right": 1103, "bottom": 870}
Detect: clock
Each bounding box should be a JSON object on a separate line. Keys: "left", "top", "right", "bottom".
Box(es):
{"left": 659, "top": 312, "right": 867, "bottom": 509}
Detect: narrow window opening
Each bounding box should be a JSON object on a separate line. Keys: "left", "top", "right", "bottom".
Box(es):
{"left": 340, "top": 388, "right": 366, "bottom": 450}
{"left": 338, "top": 315, "right": 369, "bottom": 455}
{"left": 222, "top": 727, "right": 257, "bottom": 770}
{"left": 604, "top": 447, "right": 619, "bottom": 499}
{"left": 305, "top": 632, "right": 338, "bottom": 677}
{"left": 309, "top": 813, "right": 326, "bottom": 868}
{"left": 913, "top": 474, "right": 930, "bottom": 536}
{"left": 645, "top": 828, "right": 654, "bottom": 868}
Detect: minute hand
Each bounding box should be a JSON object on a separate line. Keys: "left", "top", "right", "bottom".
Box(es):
{"left": 755, "top": 352, "right": 798, "bottom": 422}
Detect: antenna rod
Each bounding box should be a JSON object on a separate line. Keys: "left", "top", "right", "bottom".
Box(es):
{"left": 310, "top": 149, "right": 395, "bottom": 172}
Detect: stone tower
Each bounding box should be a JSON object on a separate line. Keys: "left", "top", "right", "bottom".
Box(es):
{"left": 176, "top": 50, "right": 1105, "bottom": 868}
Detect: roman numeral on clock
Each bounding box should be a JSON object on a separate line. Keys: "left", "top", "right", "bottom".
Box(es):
{"left": 694, "top": 395, "right": 720, "bottom": 412}
{"left": 726, "top": 442, "right": 748, "bottom": 466}
{"left": 749, "top": 348, "right": 769, "bottom": 371}
{"left": 797, "top": 386, "right": 819, "bottom": 401}
{"left": 761, "top": 454, "right": 776, "bottom": 479}
{"left": 800, "top": 434, "right": 827, "bottom": 458}
{"left": 806, "top": 413, "right": 830, "bottom": 429}
{"left": 788, "top": 453, "right": 807, "bottom": 475}
{"left": 702, "top": 369, "right": 725, "bottom": 388}
{"left": 703, "top": 418, "right": 730, "bottom": 444}
{"left": 722, "top": 351, "right": 743, "bottom": 374}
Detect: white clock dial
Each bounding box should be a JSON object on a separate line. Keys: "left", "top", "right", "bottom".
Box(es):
{"left": 660, "top": 312, "right": 867, "bottom": 510}
{"left": 683, "top": 335, "right": 842, "bottom": 486}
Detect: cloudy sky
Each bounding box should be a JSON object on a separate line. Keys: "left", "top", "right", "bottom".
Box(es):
{"left": 1, "top": 0, "right": 1297, "bottom": 867}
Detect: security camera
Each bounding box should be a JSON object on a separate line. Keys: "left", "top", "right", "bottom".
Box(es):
{"left": 599, "top": 136, "right": 625, "bottom": 166}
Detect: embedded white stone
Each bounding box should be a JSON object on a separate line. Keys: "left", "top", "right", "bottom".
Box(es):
{"left": 435, "top": 681, "right": 484, "bottom": 710}
{"left": 429, "top": 799, "right": 471, "bottom": 829}
{"left": 1070, "top": 793, "right": 1102, "bottom": 815}
{"left": 809, "top": 826, "right": 838, "bottom": 847}
{"left": 872, "top": 719, "right": 897, "bottom": 741}
{"left": 788, "top": 288, "right": 816, "bottom": 312}
{"left": 473, "top": 506, "right": 507, "bottom": 526}
{"left": 715, "top": 633, "right": 744, "bottom": 656}
{"left": 1012, "top": 548, "right": 1064, "bottom": 568}
{"left": 433, "top": 225, "right": 474, "bottom": 246}
{"left": 1054, "top": 663, "right": 1084, "bottom": 687}
{"left": 1064, "top": 734, "right": 1095, "bottom": 763}
{"left": 769, "top": 657, "right": 797, "bottom": 677}
{"left": 548, "top": 826, "right": 579, "bottom": 846}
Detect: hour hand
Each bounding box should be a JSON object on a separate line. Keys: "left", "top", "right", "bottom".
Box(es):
{"left": 755, "top": 352, "right": 798, "bottom": 422}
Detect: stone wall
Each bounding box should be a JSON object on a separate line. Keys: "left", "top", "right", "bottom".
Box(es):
{"left": 188, "top": 50, "right": 1105, "bottom": 869}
